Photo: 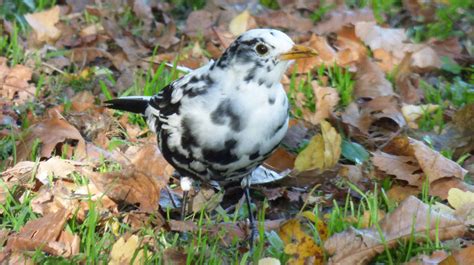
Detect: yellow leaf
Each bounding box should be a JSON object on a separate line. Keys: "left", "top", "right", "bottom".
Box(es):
{"left": 300, "top": 211, "right": 329, "bottom": 241}
{"left": 294, "top": 134, "right": 325, "bottom": 171}
{"left": 24, "top": 6, "right": 61, "bottom": 43}
{"left": 109, "top": 235, "right": 145, "bottom": 265}
{"left": 321, "top": 120, "right": 341, "bottom": 167}
{"left": 448, "top": 188, "right": 474, "bottom": 210}
{"left": 279, "top": 219, "right": 324, "bottom": 265}
{"left": 229, "top": 10, "right": 251, "bottom": 36}
{"left": 294, "top": 120, "right": 341, "bottom": 171}
{"left": 401, "top": 104, "right": 439, "bottom": 129}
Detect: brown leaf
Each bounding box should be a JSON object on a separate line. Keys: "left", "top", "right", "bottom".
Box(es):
{"left": 0, "top": 62, "right": 35, "bottom": 105}
{"left": 386, "top": 184, "right": 420, "bottom": 203}
{"left": 163, "top": 247, "right": 187, "bottom": 265}
{"left": 16, "top": 111, "right": 86, "bottom": 161}
{"left": 410, "top": 138, "right": 467, "bottom": 184}
{"left": 451, "top": 245, "right": 474, "bottom": 265}
{"left": 264, "top": 147, "right": 296, "bottom": 173}
{"left": 300, "top": 82, "right": 340, "bottom": 125}
{"left": 394, "top": 53, "right": 422, "bottom": 104}
{"left": 185, "top": 10, "right": 216, "bottom": 37}
{"left": 255, "top": 10, "right": 313, "bottom": 33}
{"left": 324, "top": 196, "right": 466, "bottom": 265}
{"left": 168, "top": 220, "right": 198, "bottom": 233}
{"left": 6, "top": 207, "right": 79, "bottom": 257}
{"left": 342, "top": 96, "right": 405, "bottom": 134}
{"left": 406, "top": 250, "right": 449, "bottom": 265}
{"left": 354, "top": 56, "right": 395, "bottom": 99}
{"left": 430, "top": 178, "right": 474, "bottom": 201}
{"left": 90, "top": 166, "right": 163, "bottom": 213}
{"left": 24, "top": 6, "right": 61, "bottom": 43}
{"left": 314, "top": 7, "right": 375, "bottom": 35}
{"left": 372, "top": 151, "right": 422, "bottom": 185}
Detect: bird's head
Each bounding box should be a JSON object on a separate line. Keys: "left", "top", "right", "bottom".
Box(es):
{"left": 214, "top": 29, "right": 317, "bottom": 85}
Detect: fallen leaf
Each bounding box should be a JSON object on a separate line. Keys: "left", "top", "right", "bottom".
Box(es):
{"left": 163, "top": 247, "right": 187, "bottom": 265}
{"left": 430, "top": 178, "right": 474, "bottom": 201}
{"left": 324, "top": 196, "right": 466, "bottom": 265}
{"left": 300, "top": 82, "right": 340, "bottom": 125}
{"left": 24, "top": 6, "right": 61, "bottom": 43}
{"left": 402, "top": 104, "right": 439, "bottom": 129}
{"left": 109, "top": 235, "right": 145, "bottom": 265}
{"left": 255, "top": 10, "right": 313, "bottom": 33}
{"left": 90, "top": 165, "right": 164, "bottom": 213}
{"left": 190, "top": 188, "right": 223, "bottom": 213}
{"left": 448, "top": 188, "right": 474, "bottom": 210}
{"left": 16, "top": 111, "right": 86, "bottom": 161}
{"left": 229, "top": 10, "right": 256, "bottom": 36}
{"left": 386, "top": 184, "right": 420, "bottom": 203}
{"left": 294, "top": 121, "right": 341, "bottom": 172}
{"left": 342, "top": 96, "right": 405, "bottom": 134}
{"left": 406, "top": 250, "right": 449, "bottom": 265}
{"left": 6, "top": 207, "right": 78, "bottom": 257}
{"left": 0, "top": 62, "right": 35, "bottom": 105}
{"left": 264, "top": 147, "right": 296, "bottom": 173}
{"left": 372, "top": 151, "right": 422, "bottom": 185}
{"left": 279, "top": 219, "right": 324, "bottom": 265}
{"left": 354, "top": 56, "right": 394, "bottom": 99}
{"left": 451, "top": 245, "right": 474, "bottom": 265}
{"left": 411, "top": 138, "right": 467, "bottom": 184}
{"left": 314, "top": 7, "right": 375, "bottom": 35}
{"left": 185, "top": 10, "right": 216, "bottom": 37}
{"left": 35, "top": 156, "right": 85, "bottom": 184}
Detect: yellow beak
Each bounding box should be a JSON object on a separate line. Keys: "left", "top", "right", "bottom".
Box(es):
{"left": 280, "top": 45, "right": 318, "bottom": 61}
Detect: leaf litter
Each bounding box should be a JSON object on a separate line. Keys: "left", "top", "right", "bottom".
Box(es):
{"left": 0, "top": 0, "right": 473, "bottom": 264}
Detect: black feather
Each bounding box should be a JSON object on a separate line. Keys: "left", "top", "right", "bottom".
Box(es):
{"left": 104, "top": 97, "right": 150, "bottom": 114}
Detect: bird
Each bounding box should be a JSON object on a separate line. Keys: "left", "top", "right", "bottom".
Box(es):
{"left": 105, "top": 28, "right": 317, "bottom": 246}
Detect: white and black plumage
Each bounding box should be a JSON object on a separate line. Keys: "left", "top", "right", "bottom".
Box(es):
{"left": 105, "top": 29, "right": 316, "bottom": 243}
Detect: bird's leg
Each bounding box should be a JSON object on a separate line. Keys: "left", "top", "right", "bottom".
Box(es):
{"left": 180, "top": 177, "right": 193, "bottom": 221}
{"left": 244, "top": 183, "right": 257, "bottom": 249}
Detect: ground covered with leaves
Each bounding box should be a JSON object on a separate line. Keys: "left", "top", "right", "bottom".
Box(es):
{"left": 0, "top": 0, "right": 473, "bottom": 264}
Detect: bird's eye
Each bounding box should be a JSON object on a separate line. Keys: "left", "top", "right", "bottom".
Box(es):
{"left": 255, "top": 44, "right": 269, "bottom": 55}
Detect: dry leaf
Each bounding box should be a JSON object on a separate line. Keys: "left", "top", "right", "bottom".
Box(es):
{"left": 451, "top": 245, "right": 474, "bottom": 265}
{"left": 294, "top": 121, "right": 341, "bottom": 172}
{"left": 411, "top": 138, "right": 467, "bottom": 183}
{"left": 402, "top": 104, "right": 439, "bottom": 129}
{"left": 314, "top": 7, "right": 375, "bottom": 35}
{"left": 324, "top": 196, "right": 466, "bottom": 265}
{"left": 448, "top": 188, "right": 474, "bottom": 210}
{"left": 264, "top": 147, "right": 296, "bottom": 173}
{"left": 35, "top": 157, "right": 85, "bottom": 184}
{"left": 24, "top": 6, "right": 61, "bottom": 43}
{"left": 386, "top": 184, "right": 420, "bottom": 203}
{"left": 279, "top": 219, "right": 324, "bottom": 265}
{"left": 16, "top": 111, "right": 86, "bottom": 161}
{"left": 6, "top": 207, "right": 78, "bottom": 257}
{"left": 0, "top": 62, "right": 35, "bottom": 105}
{"left": 191, "top": 188, "right": 223, "bottom": 213}
{"left": 301, "top": 82, "right": 339, "bottom": 125}
{"left": 109, "top": 235, "right": 145, "bottom": 265}
{"left": 163, "top": 247, "right": 187, "bottom": 265}
{"left": 229, "top": 10, "right": 256, "bottom": 36}
{"left": 372, "top": 151, "right": 422, "bottom": 185}
{"left": 90, "top": 166, "right": 164, "bottom": 213}
{"left": 354, "top": 56, "right": 394, "bottom": 99}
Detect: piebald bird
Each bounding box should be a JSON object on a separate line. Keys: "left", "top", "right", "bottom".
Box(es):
{"left": 105, "top": 28, "right": 317, "bottom": 246}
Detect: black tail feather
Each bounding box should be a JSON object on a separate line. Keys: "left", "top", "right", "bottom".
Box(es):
{"left": 104, "top": 97, "right": 150, "bottom": 114}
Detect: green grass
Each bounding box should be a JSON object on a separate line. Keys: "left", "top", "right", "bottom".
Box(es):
{"left": 0, "top": 22, "right": 24, "bottom": 65}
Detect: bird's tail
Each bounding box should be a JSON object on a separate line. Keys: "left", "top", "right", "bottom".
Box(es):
{"left": 104, "top": 96, "right": 152, "bottom": 114}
